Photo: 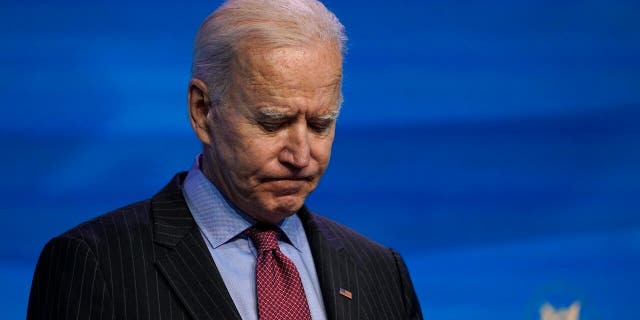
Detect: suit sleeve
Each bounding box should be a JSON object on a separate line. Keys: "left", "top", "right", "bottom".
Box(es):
{"left": 390, "top": 249, "right": 423, "bottom": 320}
{"left": 27, "top": 236, "right": 114, "bottom": 320}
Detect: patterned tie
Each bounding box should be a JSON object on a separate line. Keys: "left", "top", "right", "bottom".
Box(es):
{"left": 245, "top": 224, "right": 312, "bottom": 320}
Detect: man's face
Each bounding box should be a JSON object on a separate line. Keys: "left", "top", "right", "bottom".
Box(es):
{"left": 202, "top": 43, "right": 342, "bottom": 224}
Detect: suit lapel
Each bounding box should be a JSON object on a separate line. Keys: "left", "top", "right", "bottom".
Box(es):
{"left": 152, "top": 173, "right": 241, "bottom": 320}
{"left": 299, "top": 207, "right": 360, "bottom": 320}
{"left": 149, "top": 174, "right": 359, "bottom": 320}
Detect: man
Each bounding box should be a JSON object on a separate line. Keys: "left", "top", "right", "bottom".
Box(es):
{"left": 27, "top": 0, "right": 423, "bottom": 319}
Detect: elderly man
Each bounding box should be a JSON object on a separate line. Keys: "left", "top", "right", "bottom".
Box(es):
{"left": 27, "top": 0, "right": 422, "bottom": 319}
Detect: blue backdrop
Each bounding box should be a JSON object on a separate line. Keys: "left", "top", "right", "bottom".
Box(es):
{"left": 2, "top": 0, "right": 639, "bottom": 318}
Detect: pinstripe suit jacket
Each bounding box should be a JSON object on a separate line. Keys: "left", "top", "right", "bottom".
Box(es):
{"left": 28, "top": 173, "right": 422, "bottom": 319}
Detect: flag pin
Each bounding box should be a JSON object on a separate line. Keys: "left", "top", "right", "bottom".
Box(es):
{"left": 339, "top": 288, "right": 352, "bottom": 299}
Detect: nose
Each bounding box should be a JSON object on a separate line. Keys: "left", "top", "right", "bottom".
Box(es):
{"left": 279, "top": 122, "right": 311, "bottom": 169}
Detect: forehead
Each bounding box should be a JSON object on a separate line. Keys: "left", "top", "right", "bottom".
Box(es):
{"left": 231, "top": 43, "right": 343, "bottom": 94}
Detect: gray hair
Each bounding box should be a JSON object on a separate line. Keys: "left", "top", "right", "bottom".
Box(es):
{"left": 191, "top": 0, "right": 347, "bottom": 105}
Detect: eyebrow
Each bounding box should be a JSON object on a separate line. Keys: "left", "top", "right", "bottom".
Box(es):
{"left": 314, "top": 110, "right": 340, "bottom": 121}
{"left": 257, "top": 109, "right": 289, "bottom": 120}
{"left": 257, "top": 108, "right": 341, "bottom": 121}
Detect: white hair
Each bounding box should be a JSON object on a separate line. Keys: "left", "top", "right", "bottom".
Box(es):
{"left": 191, "top": 0, "right": 347, "bottom": 105}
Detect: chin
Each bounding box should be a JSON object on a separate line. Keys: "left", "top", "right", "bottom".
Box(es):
{"left": 262, "top": 196, "right": 305, "bottom": 223}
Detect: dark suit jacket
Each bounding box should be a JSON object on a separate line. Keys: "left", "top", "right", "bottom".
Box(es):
{"left": 27, "top": 173, "right": 422, "bottom": 319}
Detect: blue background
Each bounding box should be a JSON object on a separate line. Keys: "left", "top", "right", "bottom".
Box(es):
{"left": 2, "top": 0, "right": 639, "bottom": 318}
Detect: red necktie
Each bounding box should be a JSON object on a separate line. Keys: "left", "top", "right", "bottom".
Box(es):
{"left": 245, "top": 224, "right": 312, "bottom": 320}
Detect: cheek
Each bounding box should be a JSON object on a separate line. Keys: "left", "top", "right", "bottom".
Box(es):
{"left": 230, "top": 135, "right": 284, "bottom": 177}
{"left": 311, "top": 137, "right": 334, "bottom": 165}
{"left": 214, "top": 117, "right": 263, "bottom": 163}
{"left": 243, "top": 135, "right": 281, "bottom": 159}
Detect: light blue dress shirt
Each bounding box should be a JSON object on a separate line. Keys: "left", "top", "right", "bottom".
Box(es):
{"left": 181, "top": 155, "right": 327, "bottom": 320}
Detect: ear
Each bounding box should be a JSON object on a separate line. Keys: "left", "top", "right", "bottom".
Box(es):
{"left": 188, "top": 78, "right": 213, "bottom": 145}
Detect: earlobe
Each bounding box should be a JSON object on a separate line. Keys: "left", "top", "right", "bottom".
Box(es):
{"left": 188, "top": 78, "right": 213, "bottom": 145}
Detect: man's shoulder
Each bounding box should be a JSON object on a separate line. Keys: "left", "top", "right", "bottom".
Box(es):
{"left": 54, "top": 199, "right": 155, "bottom": 251}
{"left": 303, "top": 209, "right": 396, "bottom": 260}
{"left": 313, "top": 213, "right": 382, "bottom": 245}
{"left": 53, "top": 172, "right": 188, "bottom": 250}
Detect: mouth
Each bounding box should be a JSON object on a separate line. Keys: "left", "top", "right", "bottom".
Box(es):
{"left": 260, "top": 176, "right": 312, "bottom": 183}
{"left": 259, "top": 177, "right": 313, "bottom": 195}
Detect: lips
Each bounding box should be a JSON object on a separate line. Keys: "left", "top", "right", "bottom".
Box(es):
{"left": 260, "top": 177, "right": 312, "bottom": 195}
{"left": 261, "top": 177, "right": 311, "bottom": 182}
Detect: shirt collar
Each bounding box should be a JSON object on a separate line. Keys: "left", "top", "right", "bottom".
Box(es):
{"left": 181, "top": 154, "right": 306, "bottom": 251}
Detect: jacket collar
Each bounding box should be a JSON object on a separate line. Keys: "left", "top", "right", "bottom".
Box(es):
{"left": 151, "top": 173, "right": 359, "bottom": 320}
{"left": 151, "top": 172, "right": 242, "bottom": 320}
{"left": 298, "top": 206, "right": 360, "bottom": 320}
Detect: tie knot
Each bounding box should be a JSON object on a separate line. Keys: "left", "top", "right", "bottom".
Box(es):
{"left": 245, "top": 224, "right": 281, "bottom": 252}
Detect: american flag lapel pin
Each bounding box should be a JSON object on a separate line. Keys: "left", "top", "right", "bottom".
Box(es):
{"left": 339, "top": 288, "right": 352, "bottom": 300}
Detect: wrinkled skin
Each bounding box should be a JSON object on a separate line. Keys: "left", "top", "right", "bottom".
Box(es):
{"left": 188, "top": 43, "right": 342, "bottom": 224}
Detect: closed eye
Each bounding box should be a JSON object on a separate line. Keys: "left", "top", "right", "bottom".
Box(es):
{"left": 308, "top": 111, "right": 338, "bottom": 134}
{"left": 260, "top": 121, "right": 286, "bottom": 132}
{"left": 308, "top": 119, "right": 334, "bottom": 134}
{"left": 255, "top": 109, "right": 291, "bottom": 132}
